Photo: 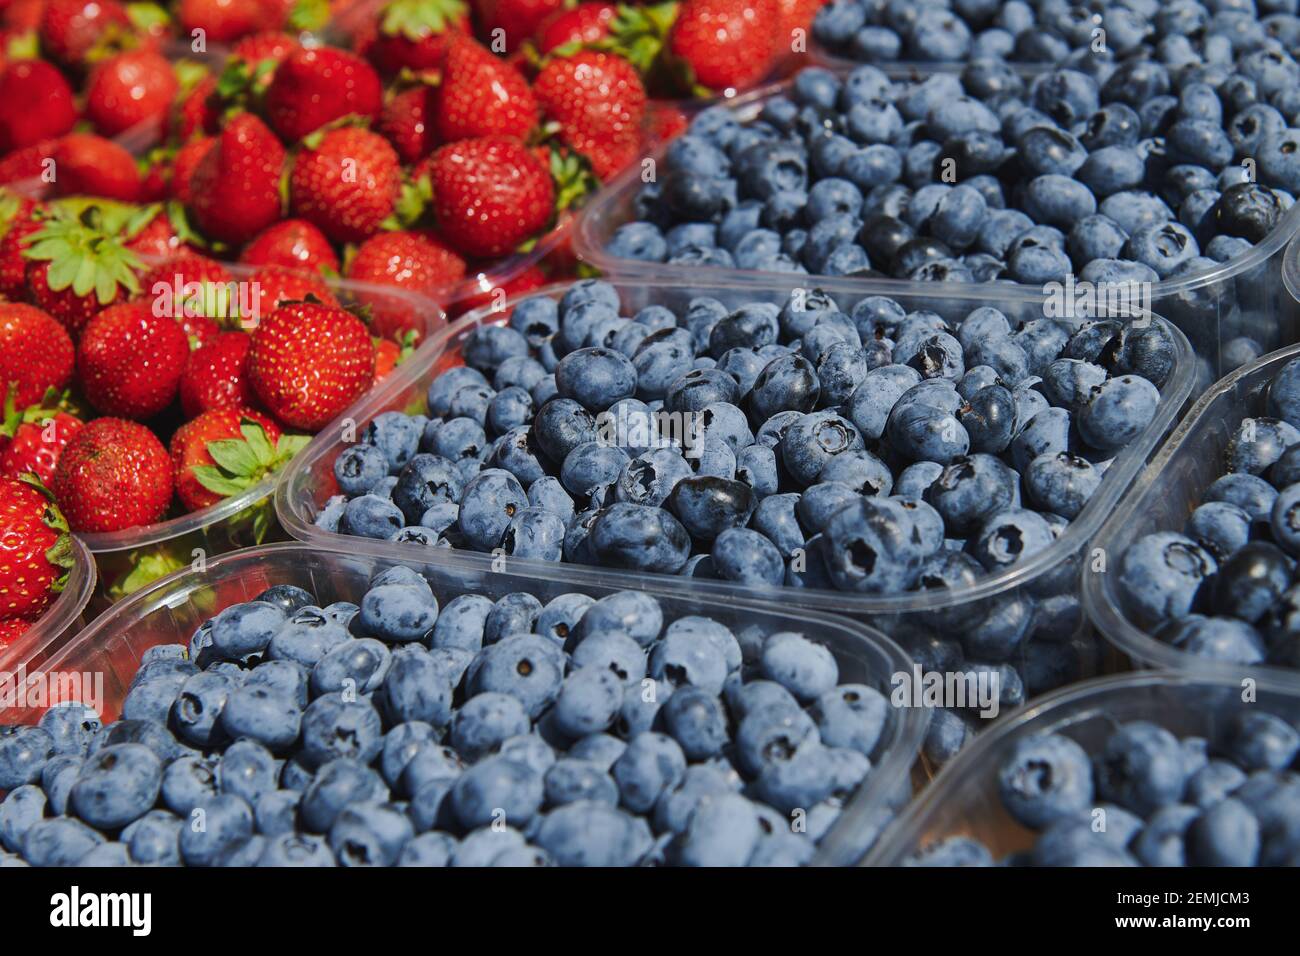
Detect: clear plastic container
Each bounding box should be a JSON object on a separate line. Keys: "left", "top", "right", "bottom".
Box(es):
{"left": 276, "top": 276, "right": 1197, "bottom": 758}
{"left": 0, "top": 535, "right": 95, "bottom": 674}
{"left": 1084, "top": 342, "right": 1300, "bottom": 690}
{"left": 78, "top": 261, "right": 446, "bottom": 613}
{"left": 5, "top": 540, "right": 928, "bottom": 866}
{"left": 571, "top": 77, "right": 1300, "bottom": 378}
{"left": 863, "top": 670, "right": 1300, "bottom": 865}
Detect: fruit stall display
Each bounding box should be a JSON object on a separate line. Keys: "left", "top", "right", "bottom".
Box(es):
{"left": 275, "top": 276, "right": 1196, "bottom": 768}
{"left": 866, "top": 672, "right": 1300, "bottom": 867}
{"left": 0, "top": 542, "right": 926, "bottom": 866}
{"left": 575, "top": 64, "right": 1300, "bottom": 374}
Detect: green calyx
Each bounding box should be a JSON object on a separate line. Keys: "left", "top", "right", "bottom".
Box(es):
{"left": 191, "top": 421, "right": 312, "bottom": 500}
{"left": 381, "top": 0, "right": 469, "bottom": 41}
{"left": 125, "top": 2, "right": 171, "bottom": 35}
{"left": 591, "top": 2, "right": 677, "bottom": 74}
{"left": 110, "top": 546, "right": 189, "bottom": 600}
{"left": 549, "top": 147, "right": 599, "bottom": 214}
{"left": 289, "top": 0, "right": 332, "bottom": 31}
{"left": 13, "top": 472, "right": 74, "bottom": 591}
{"left": 21, "top": 201, "right": 149, "bottom": 306}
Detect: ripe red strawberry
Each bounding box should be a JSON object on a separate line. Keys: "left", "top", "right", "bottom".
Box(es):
{"left": 0, "top": 61, "right": 77, "bottom": 153}
{"left": 432, "top": 36, "right": 537, "bottom": 143}
{"left": 1, "top": 0, "right": 45, "bottom": 33}
{"left": 178, "top": 0, "right": 266, "bottom": 42}
{"left": 52, "top": 416, "right": 174, "bottom": 532}
{"left": 647, "top": 103, "right": 689, "bottom": 143}
{"left": 0, "top": 140, "right": 58, "bottom": 190}
{"left": 474, "top": 0, "right": 563, "bottom": 53}
{"left": 346, "top": 229, "right": 465, "bottom": 338}
{"left": 123, "top": 210, "right": 185, "bottom": 261}
{"left": 777, "top": 0, "right": 822, "bottom": 35}
{"left": 451, "top": 262, "right": 547, "bottom": 315}
{"left": 247, "top": 302, "right": 376, "bottom": 430}
{"left": 289, "top": 126, "right": 400, "bottom": 245}
{"left": 39, "top": 0, "right": 130, "bottom": 68}
{"left": 168, "top": 135, "right": 217, "bottom": 205}
{"left": 78, "top": 300, "right": 189, "bottom": 419}
{"left": 169, "top": 406, "right": 299, "bottom": 511}
{"left": 51, "top": 134, "right": 142, "bottom": 202}
{"left": 535, "top": 2, "right": 615, "bottom": 52}
{"left": 85, "top": 51, "right": 179, "bottom": 138}
{"left": 0, "top": 475, "right": 73, "bottom": 619}
{"left": 368, "top": 0, "right": 469, "bottom": 74}
{"left": 379, "top": 84, "right": 435, "bottom": 165}
{"left": 0, "top": 303, "right": 74, "bottom": 408}
{"left": 0, "top": 409, "right": 85, "bottom": 485}
{"left": 239, "top": 219, "right": 340, "bottom": 274}
{"left": 373, "top": 337, "right": 402, "bottom": 383}
{"left": 190, "top": 112, "right": 285, "bottom": 245}
{"left": 173, "top": 74, "right": 219, "bottom": 141}
{"left": 140, "top": 252, "right": 242, "bottom": 333}
{"left": 669, "top": 0, "right": 781, "bottom": 91}
{"left": 0, "top": 616, "right": 32, "bottom": 648}
{"left": 230, "top": 30, "right": 301, "bottom": 65}
{"left": 0, "top": 193, "right": 43, "bottom": 300}
{"left": 264, "top": 47, "right": 382, "bottom": 143}
{"left": 248, "top": 265, "right": 340, "bottom": 314}
{"left": 534, "top": 50, "right": 647, "bottom": 180}
{"left": 425, "top": 136, "right": 554, "bottom": 258}
{"left": 178, "top": 330, "right": 256, "bottom": 418}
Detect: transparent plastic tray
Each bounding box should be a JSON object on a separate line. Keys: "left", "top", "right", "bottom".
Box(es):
{"left": 276, "top": 276, "right": 1196, "bottom": 747}
{"left": 0, "top": 535, "right": 95, "bottom": 675}
{"left": 571, "top": 77, "right": 1300, "bottom": 377}
{"left": 77, "top": 259, "right": 446, "bottom": 613}
{"left": 4, "top": 540, "right": 928, "bottom": 867}
{"left": 863, "top": 670, "right": 1300, "bottom": 865}
{"left": 1084, "top": 342, "right": 1300, "bottom": 691}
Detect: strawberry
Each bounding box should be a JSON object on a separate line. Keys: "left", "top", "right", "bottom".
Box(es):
{"left": 173, "top": 73, "right": 219, "bottom": 141}
{"left": 432, "top": 36, "right": 537, "bottom": 143}
{"left": 0, "top": 60, "right": 77, "bottom": 153}
{"left": 50, "top": 134, "right": 142, "bottom": 202}
{"left": 534, "top": 50, "right": 647, "bottom": 180}
{"left": 647, "top": 103, "right": 689, "bottom": 143}
{"left": 425, "top": 136, "right": 554, "bottom": 258}
{"left": 248, "top": 265, "right": 340, "bottom": 313}
{"left": 247, "top": 301, "right": 376, "bottom": 430}
{"left": 51, "top": 416, "right": 174, "bottom": 532}
{"left": 535, "top": 2, "right": 615, "bottom": 53}
{"left": 169, "top": 135, "right": 217, "bottom": 205}
{"left": 239, "top": 219, "right": 339, "bottom": 274}
{"left": 140, "top": 252, "right": 243, "bottom": 331}
{"left": 230, "top": 30, "right": 301, "bottom": 65}
{"left": 669, "top": 0, "right": 780, "bottom": 92}
{"left": 264, "top": 46, "right": 382, "bottom": 143}
{"left": 373, "top": 337, "right": 401, "bottom": 383}
{"left": 169, "top": 407, "right": 304, "bottom": 511}
{"left": 123, "top": 209, "right": 186, "bottom": 261}
{"left": 1, "top": 0, "right": 45, "bottom": 33}
{"left": 77, "top": 300, "right": 189, "bottom": 418}
{"left": 379, "top": 83, "right": 435, "bottom": 165}
{"left": 38, "top": 0, "right": 130, "bottom": 68}
{"left": 0, "top": 406, "right": 84, "bottom": 485}
{"left": 85, "top": 51, "right": 179, "bottom": 138}
{"left": 473, "top": 0, "right": 562, "bottom": 53}
{"left": 451, "top": 261, "right": 547, "bottom": 314}
{"left": 776, "top": 0, "right": 822, "bottom": 35}
{"left": 289, "top": 126, "right": 400, "bottom": 245}
{"left": 0, "top": 192, "right": 43, "bottom": 300}
{"left": 189, "top": 112, "right": 286, "bottom": 245}
{"left": 0, "top": 475, "right": 73, "bottom": 619}
{"left": 368, "top": 0, "right": 469, "bottom": 74}
{"left": 0, "top": 616, "right": 32, "bottom": 648}
{"left": 21, "top": 200, "right": 147, "bottom": 336}
{"left": 0, "top": 139, "right": 59, "bottom": 190}
{"left": 346, "top": 229, "right": 465, "bottom": 337}
{"left": 0, "top": 302, "right": 74, "bottom": 408}
{"left": 177, "top": 0, "right": 266, "bottom": 43}
{"left": 178, "top": 330, "right": 255, "bottom": 418}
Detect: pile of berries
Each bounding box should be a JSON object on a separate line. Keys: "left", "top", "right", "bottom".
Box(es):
{"left": 0, "top": 475, "right": 73, "bottom": 651}
{"left": 0, "top": 575, "right": 901, "bottom": 867}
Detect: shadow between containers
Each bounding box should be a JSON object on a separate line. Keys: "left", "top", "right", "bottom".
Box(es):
{"left": 862, "top": 670, "right": 1300, "bottom": 865}
{"left": 1084, "top": 336, "right": 1300, "bottom": 693}
{"left": 275, "top": 276, "right": 1195, "bottom": 668}
{"left": 73, "top": 260, "right": 447, "bottom": 612}
{"left": 570, "top": 75, "right": 1300, "bottom": 378}
{"left": 4, "top": 540, "right": 929, "bottom": 867}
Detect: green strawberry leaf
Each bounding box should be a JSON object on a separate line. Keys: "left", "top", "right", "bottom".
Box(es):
{"left": 110, "top": 547, "right": 188, "bottom": 600}
{"left": 191, "top": 465, "right": 254, "bottom": 497}
{"left": 205, "top": 437, "right": 262, "bottom": 476}
{"left": 289, "top": 0, "right": 331, "bottom": 31}
{"left": 125, "top": 2, "right": 170, "bottom": 34}
{"left": 380, "top": 0, "right": 468, "bottom": 41}
{"left": 240, "top": 420, "right": 276, "bottom": 465}
{"left": 5, "top": 30, "right": 39, "bottom": 61}
{"left": 275, "top": 434, "right": 312, "bottom": 462}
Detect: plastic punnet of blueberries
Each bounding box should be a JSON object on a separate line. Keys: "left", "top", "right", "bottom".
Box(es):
{"left": 319, "top": 280, "right": 1176, "bottom": 602}
{"left": 1118, "top": 354, "right": 1300, "bottom": 669}
{"left": 603, "top": 62, "right": 1294, "bottom": 292}
{"left": 909, "top": 711, "right": 1300, "bottom": 867}
{"left": 0, "top": 578, "right": 906, "bottom": 868}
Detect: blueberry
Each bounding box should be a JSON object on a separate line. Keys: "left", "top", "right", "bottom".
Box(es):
{"left": 457, "top": 469, "right": 529, "bottom": 551}
{"left": 589, "top": 503, "right": 691, "bottom": 573}
{"left": 298, "top": 758, "right": 387, "bottom": 834}
{"left": 179, "top": 793, "right": 254, "bottom": 867}
{"left": 1095, "top": 721, "right": 1187, "bottom": 816}
{"left": 1119, "top": 532, "right": 1218, "bottom": 625}
{"left": 1188, "top": 798, "right": 1260, "bottom": 866}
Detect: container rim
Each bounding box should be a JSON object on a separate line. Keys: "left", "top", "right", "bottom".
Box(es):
{"left": 861, "top": 668, "right": 1300, "bottom": 865}
{"left": 0, "top": 535, "right": 95, "bottom": 671}
{"left": 74, "top": 262, "right": 447, "bottom": 554}
{"left": 274, "top": 274, "right": 1197, "bottom": 616}
{"left": 23, "top": 538, "right": 929, "bottom": 866}
{"left": 571, "top": 75, "right": 1300, "bottom": 304}
{"left": 1083, "top": 340, "right": 1300, "bottom": 689}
